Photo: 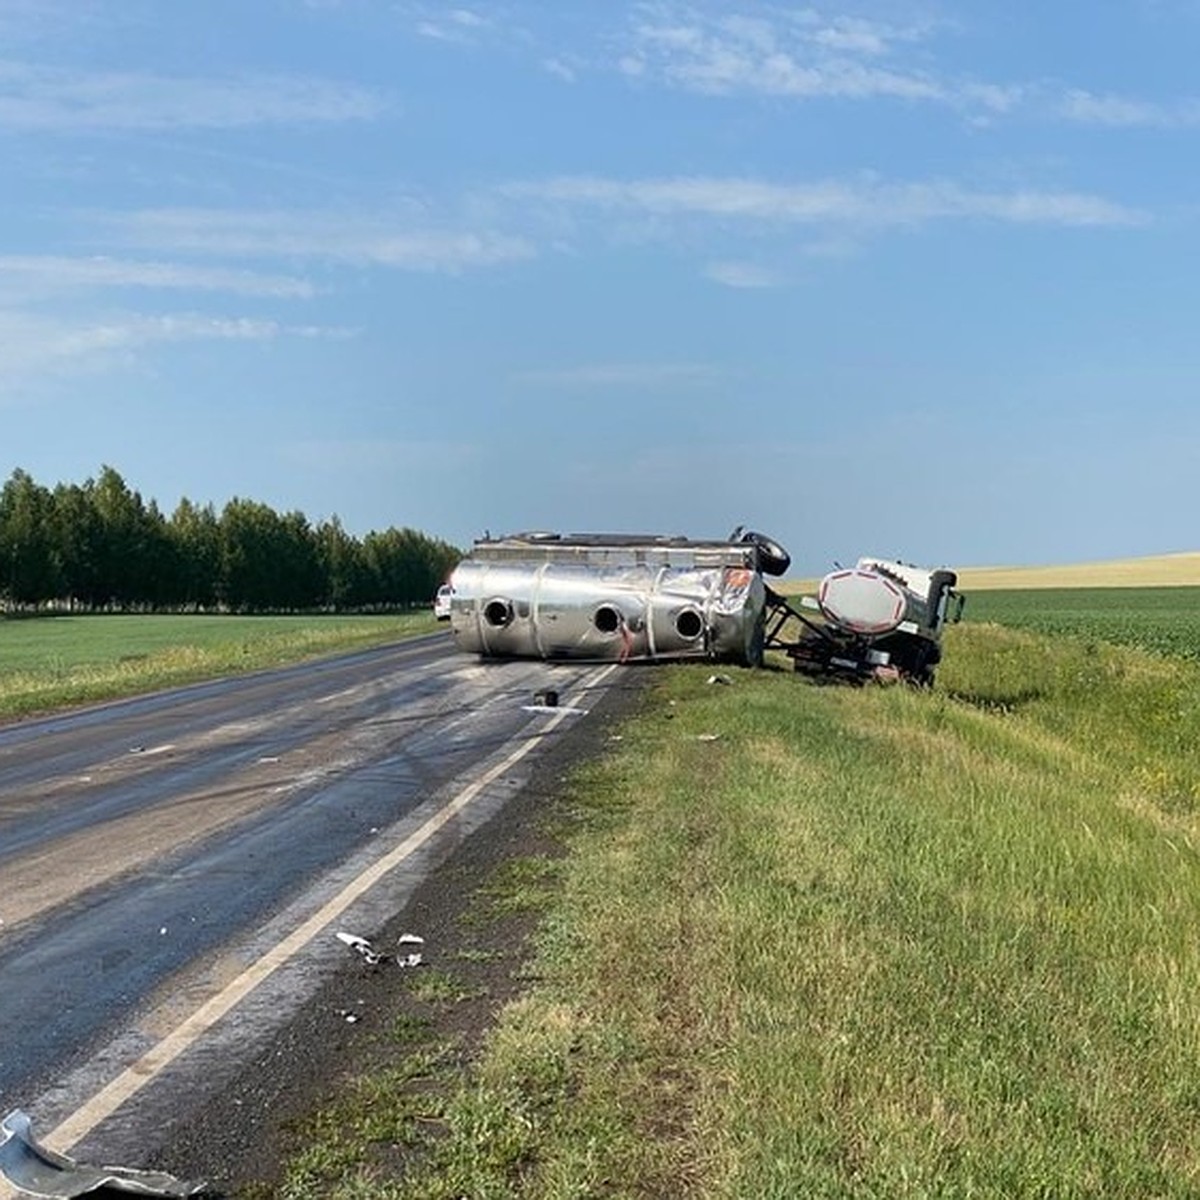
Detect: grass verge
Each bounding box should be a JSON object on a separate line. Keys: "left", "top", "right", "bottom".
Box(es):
{"left": 0, "top": 612, "right": 438, "bottom": 721}
{"left": 271, "top": 620, "right": 1200, "bottom": 1198}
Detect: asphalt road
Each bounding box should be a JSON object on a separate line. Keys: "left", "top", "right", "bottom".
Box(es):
{"left": 0, "top": 632, "right": 623, "bottom": 1182}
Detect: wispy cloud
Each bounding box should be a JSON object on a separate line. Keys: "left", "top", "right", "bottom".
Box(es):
{"left": 618, "top": 4, "right": 948, "bottom": 103}
{"left": 703, "top": 260, "right": 783, "bottom": 288}
{"left": 0, "top": 255, "right": 316, "bottom": 299}
{"left": 502, "top": 174, "right": 1147, "bottom": 230}
{"left": 0, "top": 310, "right": 346, "bottom": 387}
{"left": 0, "top": 61, "right": 387, "bottom": 131}
{"left": 513, "top": 362, "right": 720, "bottom": 388}
{"left": 107, "top": 209, "right": 536, "bottom": 272}
{"left": 614, "top": 4, "right": 1200, "bottom": 130}
{"left": 543, "top": 56, "right": 579, "bottom": 83}
{"left": 399, "top": 2, "right": 505, "bottom": 46}
{"left": 1059, "top": 88, "right": 1200, "bottom": 127}
{"left": 415, "top": 7, "right": 491, "bottom": 43}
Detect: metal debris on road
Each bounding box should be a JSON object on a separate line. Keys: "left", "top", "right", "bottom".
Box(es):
{"left": 336, "top": 931, "right": 385, "bottom": 965}
{"left": 336, "top": 931, "right": 426, "bottom": 968}
{"left": 396, "top": 933, "right": 425, "bottom": 969}
{"left": 0, "top": 1109, "right": 207, "bottom": 1198}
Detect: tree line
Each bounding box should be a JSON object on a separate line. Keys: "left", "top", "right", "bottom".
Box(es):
{"left": 0, "top": 466, "right": 462, "bottom": 613}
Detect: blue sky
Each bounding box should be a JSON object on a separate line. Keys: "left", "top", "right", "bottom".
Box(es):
{"left": 2, "top": 1, "right": 1197, "bottom": 574}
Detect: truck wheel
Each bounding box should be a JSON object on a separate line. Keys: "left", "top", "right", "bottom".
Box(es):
{"left": 741, "top": 531, "right": 791, "bottom": 577}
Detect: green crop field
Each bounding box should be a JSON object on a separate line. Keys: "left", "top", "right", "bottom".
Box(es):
{"left": 964, "top": 586, "right": 1200, "bottom": 662}
{"left": 0, "top": 612, "right": 437, "bottom": 720}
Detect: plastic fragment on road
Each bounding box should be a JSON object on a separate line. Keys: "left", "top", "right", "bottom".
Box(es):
{"left": 697, "top": 734, "right": 721, "bottom": 742}
{"left": 706, "top": 674, "right": 733, "bottom": 686}
{"left": 0, "top": 1110, "right": 207, "bottom": 1198}
{"left": 336, "top": 931, "right": 426, "bottom": 968}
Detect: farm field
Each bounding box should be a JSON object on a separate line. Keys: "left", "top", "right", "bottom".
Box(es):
{"left": 0, "top": 612, "right": 436, "bottom": 720}
{"left": 958, "top": 550, "right": 1200, "bottom": 591}
{"left": 270, "top": 594, "right": 1200, "bottom": 1197}
{"left": 781, "top": 549, "right": 1200, "bottom": 599}
{"left": 965, "top": 586, "right": 1200, "bottom": 662}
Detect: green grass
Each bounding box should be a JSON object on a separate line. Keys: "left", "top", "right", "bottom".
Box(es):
{"left": 0, "top": 612, "right": 438, "bottom": 720}
{"left": 965, "top": 586, "right": 1200, "bottom": 661}
{"left": 274, "top": 618, "right": 1200, "bottom": 1198}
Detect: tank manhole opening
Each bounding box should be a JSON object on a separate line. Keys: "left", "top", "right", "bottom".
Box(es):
{"left": 593, "top": 605, "right": 622, "bottom": 634}
{"left": 484, "top": 599, "right": 514, "bottom": 627}
{"left": 675, "top": 609, "right": 703, "bottom": 639}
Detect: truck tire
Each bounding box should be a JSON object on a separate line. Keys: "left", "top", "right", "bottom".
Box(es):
{"left": 741, "top": 531, "right": 791, "bottom": 577}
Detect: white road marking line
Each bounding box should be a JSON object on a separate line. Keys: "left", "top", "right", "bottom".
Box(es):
{"left": 37, "top": 663, "right": 618, "bottom": 1158}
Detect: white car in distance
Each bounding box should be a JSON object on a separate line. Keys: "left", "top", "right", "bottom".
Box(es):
{"left": 433, "top": 583, "right": 453, "bottom": 621}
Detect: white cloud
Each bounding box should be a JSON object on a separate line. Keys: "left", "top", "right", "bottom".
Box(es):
{"left": 1059, "top": 88, "right": 1200, "bottom": 127}
{"left": 703, "top": 260, "right": 782, "bottom": 288}
{"left": 108, "top": 209, "right": 536, "bottom": 272}
{"left": 543, "top": 56, "right": 578, "bottom": 83}
{"left": 0, "top": 310, "right": 354, "bottom": 392}
{"left": 619, "top": 4, "right": 945, "bottom": 102}
{"left": 503, "top": 174, "right": 1147, "bottom": 230}
{"left": 406, "top": 2, "right": 499, "bottom": 45}
{"left": 449, "top": 8, "right": 488, "bottom": 28}
{"left": 0, "top": 61, "right": 386, "bottom": 131}
{"left": 614, "top": 4, "right": 1200, "bottom": 132}
{"left": 0, "top": 256, "right": 316, "bottom": 299}
{"left": 512, "top": 362, "right": 720, "bottom": 388}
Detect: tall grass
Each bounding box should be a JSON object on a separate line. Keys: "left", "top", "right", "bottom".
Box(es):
{"left": 294, "top": 622, "right": 1200, "bottom": 1198}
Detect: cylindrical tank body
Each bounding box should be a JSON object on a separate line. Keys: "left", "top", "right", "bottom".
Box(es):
{"left": 449, "top": 559, "right": 766, "bottom": 664}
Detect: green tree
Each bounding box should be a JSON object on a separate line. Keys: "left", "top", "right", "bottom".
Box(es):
{"left": 169, "top": 498, "right": 221, "bottom": 610}
{"left": 316, "top": 517, "right": 368, "bottom": 610}
{"left": 0, "top": 469, "right": 60, "bottom": 606}
{"left": 50, "top": 481, "right": 103, "bottom": 608}
{"left": 84, "top": 465, "right": 169, "bottom": 608}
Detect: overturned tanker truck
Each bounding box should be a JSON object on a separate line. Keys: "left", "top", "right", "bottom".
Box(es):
{"left": 446, "top": 528, "right": 963, "bottom": 684}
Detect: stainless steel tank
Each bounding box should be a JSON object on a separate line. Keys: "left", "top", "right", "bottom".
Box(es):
{"left": 447, "top": 532, "right": 773, "bottom": 664}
